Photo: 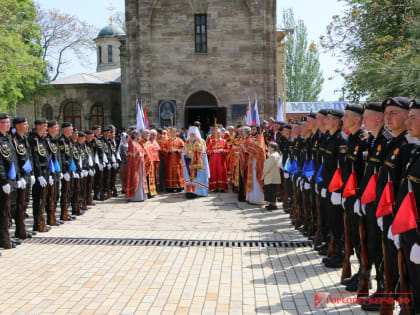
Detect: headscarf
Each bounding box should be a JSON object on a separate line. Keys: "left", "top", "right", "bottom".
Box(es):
{"left": 118, "top": 132, "right": 128, "bottom": 153}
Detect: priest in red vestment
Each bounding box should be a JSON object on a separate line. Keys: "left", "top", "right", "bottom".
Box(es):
{"left": 207, "top": 128, "right": 230, "bottom": 192}
{"left": 161, "top": 127, "right": 185, "bottom": 191}
{"left": 126, "top": 131, "right": 148, "bottom": 202}
{"left": 139, "top": 130, "right": 158, "bottom": 196}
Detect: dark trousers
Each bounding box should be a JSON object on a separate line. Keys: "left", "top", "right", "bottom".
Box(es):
{"left": 327, "top": 194, "right": 344, "bottom": 254}
{"left": 319, "top": 195, "right": 329, "bottom": 242}
{"left": 32, "top": 182, "right": 46, "bottom": 230}
{"left": 401, "top": 232, "right": 420, "bottom": 312}
{"left": 0, "top": 190, "right": 12, "bottom": 249}
{"left": 238, "top": 172, "right": 245, "bottom": 202}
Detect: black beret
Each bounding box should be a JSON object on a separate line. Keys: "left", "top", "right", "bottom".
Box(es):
{"left": 102, "top": 127, "right": 110, "bottom": 132}
{"left": 72, "top": 127, "right": 78, "bottom": 132}
{"left": 34, "top": 119, "right": 47, "bottom": 125}
{"left": 47, "top": 120, "right": 57, "bottom": 128}
{"left": 61, "top": 122, "right": 72, "bottom": 128}
{"left": 78, "top": 131, "right": 86, "bottom": 137}
{"left": 409, "top": 99, "right": 420, "bottom": 110}
{"left": 294, "top": 121, "right": 302, "bottom": 126}
{"left": 283, "top": 124, "right": 292, "bottom": 130}
{"left": 85, "top": 130, "right": 93, "bottom": 135}
{"left": 92, "top": 125, "right": 101, "bottom": 130}
{"left": 328, "top": 109, "right": 344, "bottom": 118}
{"left": 0, "top": 113, "right": 9, "bottom": 120}
{"left": 308, "top": 112, "right": 317, "bottom": 119}
{"left": 13, "top": 116, "right": 26, "bottom": 125}
{"left": 382, "top": 97, "right": 410, "bottom": 111}
{"left": 318, "top": 109, "right": 329, "bottom": 116}
{"left": 345, "top": 104, "right": 364, "bottom": 115}
{"left": 363, "top": 102, "right": 383, "bottom": 113}
{"left": 274, "top": 121, "right": 284, "bottom": 125}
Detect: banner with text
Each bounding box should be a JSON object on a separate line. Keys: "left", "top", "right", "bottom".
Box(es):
{"left": 286, "top": 102, "right": 348, "bottom": 114}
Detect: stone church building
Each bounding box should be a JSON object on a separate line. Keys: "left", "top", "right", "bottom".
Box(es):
{"left": 19, "top": 0, "right": 287, "bottom": 133}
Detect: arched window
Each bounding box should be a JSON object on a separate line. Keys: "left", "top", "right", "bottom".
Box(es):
{"left": 42, "top": 104, "right": 53, "bottom": 121}
{"left": 91, "top": 104, "right": 104, "bottom": 127}
{"left": 63, "top": 101, "right": 81, "bottom": 129}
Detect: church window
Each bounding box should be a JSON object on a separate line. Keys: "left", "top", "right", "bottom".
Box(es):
{"left": 91, "top": 104, "right": 104, "bottom": 127}
{"left": 195, "top": 14, "right": 207, "bottom": 53}
{"left": 42, "top": 104, "right": 53, "bottom": 121}
{"left": 63, "top": 101, "right": 81, "bottom": 130}
{"left": 99, "top": 46, "right": 102, "bottom": 64}
{"left": 108, "top": 45, "right": 113, "bottom": 63}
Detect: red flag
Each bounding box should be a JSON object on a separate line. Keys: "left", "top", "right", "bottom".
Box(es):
{"left": 343, "top": 172, "right": 357, "bottom": 198}
{"left": 143, "top": 105, "right": 149, "bottom": 129}
{"left": 376, "top": 182, "right": 394, "bottom": 218}
{"left": 391, "top": 192, "right": 418, "bottom": 235}
{"left": 361, "top": 173, "right": 378, "bottom": 205}
{"left": 328, "top": 168, "right": 343, "bottom": 192}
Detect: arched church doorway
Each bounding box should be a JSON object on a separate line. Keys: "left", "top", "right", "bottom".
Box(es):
{"left": 185, "top": 91, "right": 226, "bottom": 135}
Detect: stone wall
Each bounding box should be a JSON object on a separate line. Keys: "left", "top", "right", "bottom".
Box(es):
{"left": 18, "top": 84, "right": 122, "bottom": 129}
{"left": 122, "top": 0, "right": 278, "bottom": 128}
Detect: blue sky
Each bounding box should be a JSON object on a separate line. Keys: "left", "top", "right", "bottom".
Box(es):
{"left": 37, "top": 0, "right": 346, "bottom": 101}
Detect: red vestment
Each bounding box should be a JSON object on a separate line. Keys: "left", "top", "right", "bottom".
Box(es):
{"left": 162, "top": 137, "right": 185, "bottom": 189}
{"left": 207, "top": 138, "right": 230, "bottom": 191}
{"left": 126, "top": 138, "right": 148, "bottom": 199}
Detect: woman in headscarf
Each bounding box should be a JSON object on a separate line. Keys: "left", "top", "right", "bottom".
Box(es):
{"left": 126, "top": 131, "right": 148, "bottom": 202}
{"left": 118, "top": 132, "right": 128, "bottom": 194}
{"left": 182, "top": 126, "right": 210, "bottom": 198}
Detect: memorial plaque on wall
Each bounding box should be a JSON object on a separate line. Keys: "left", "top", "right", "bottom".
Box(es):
{"left": 159, "top": 100, "right": 176, "bottom": 127}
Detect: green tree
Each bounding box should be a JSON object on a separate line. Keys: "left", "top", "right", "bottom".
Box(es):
{"left": 321, "top": 0, "right": 420, "bottom": 101}
{"left": 282, "top": 8, "right": 324, "bottom": 102}
{"left": 0, "top": 0, "right": 46, "bottom": 110}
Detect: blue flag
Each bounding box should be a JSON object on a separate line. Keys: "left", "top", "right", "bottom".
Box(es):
{"left": 290, "top": 160, "right": 299, "bottom": 175}
{"left": 49, "top": 159, "right": 55, "bottom": 173}
{"left": 284, "top": 159, "right": 291, "bottom": 173}
{"left": 302, "top": 161, "right": 309, "bottom": 177}
{"left": 315, "top": 164, "right": 324, "bottom": 183}
{"left": 54, "top": 159, "right": 61, "bottom": 173}
{"left": 70, "top": 159, "right": 77, "bottom": 172}
{"left": 305, "top": 160, "right": 315, "bottom": 178}
{"left": 22, "top": 159, "right": 32, "bottom": 174}
{"left": 8, "top": 162, "right": 16, "bottom": 180}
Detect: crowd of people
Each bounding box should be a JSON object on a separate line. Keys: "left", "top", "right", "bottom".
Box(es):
{"left": 0, "top": 96, "right": 419, "bottom": 313}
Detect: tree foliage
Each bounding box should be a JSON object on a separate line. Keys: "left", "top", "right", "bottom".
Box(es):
{"left": 282, "top": 8, "right": 324, "bottom": 102}
{"left": 36, "top": 4, "right": 98, "bottom": 81}
{"left": 321, "top": 0, "right": 420, "bottom": 101}
{"left": 0, "top": 0, "right": 46, "bottom": 110}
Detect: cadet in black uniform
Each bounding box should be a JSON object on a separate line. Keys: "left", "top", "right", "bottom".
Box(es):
{"left": 358, "top": 102, "right": 392, "bottom": 311}
{"left": 59, "top": 122, "right": 75, "bottom": 221}
{"left": 375, "top": 97, "right": 413, "bottom": 307}
{"left": 29, "top": 119, "right": 51, "bottom": 233}
{"left": 46, "top": 120, "right": 63, "bottom": 226}
{"left": 395, "top": 99, "right": 420, "bottom": 313}
{"left": 0, "top": 114, "right": 20, "bottom": 249}
{"left": 109, "top": 129, "right": 119, "bottom": 197}
{"left": 11, "top": 117, "right": 34, "bottom": 239}
{"left": 340, "top": 104, "right": 369, "bottom": 291}
{"left": 77, "top": 131, "right": 89, "bottom": 212}
{"left": 321, "top": 109, "right": 348, "bottom": 268}
{"left": 70, "top": 128, "right": 82, "bottom": 216}
{"left": 92, "top": 126, "right": 105, "bottom": 201}
{"left": 85, "top": 130, "right": 96, "bottom": 206}
{"left": 102, "top": 128, "right": 112, "bottom": 199}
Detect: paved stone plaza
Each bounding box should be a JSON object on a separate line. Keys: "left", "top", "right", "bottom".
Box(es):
{"left": 0, "top": 192, "right": 370, "bottom": 314}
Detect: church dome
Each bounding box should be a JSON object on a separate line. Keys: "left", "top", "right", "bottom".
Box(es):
{"left": 96, "top": 23, "right": 125, "bottom": 39}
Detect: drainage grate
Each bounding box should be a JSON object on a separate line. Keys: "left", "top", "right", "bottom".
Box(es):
{"left": 24, "top": 237, "right": 312, "bottom": 248}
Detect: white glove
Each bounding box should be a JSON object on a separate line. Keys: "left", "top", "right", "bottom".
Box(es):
{"left": 315, "top": 184, "right": 319, "bottom": 194}
{"left": 341, "top": 197, "right": 347, "bottom": 209}
{"left": 304, "top": 182, "right": 311, "bottom": 190}
{"left": 361, "top": 204, "right": 366, "bottom": 215}
{"left": 308, "top": 176, "right": 312, "bottom": 181}
{"left": 80, "top": 171, "right": 85, "bottom": 178}
{"left": 331, "top": 192, "right": 341, "bottom": 205}
{"left": 64, "top": 173, "right": 71, "bottom": 182}
{"left": 98, "top": 164, "right": 104, "bottom": 171}
{"left": 17, "top": 178, "right": 26, "bottom": 189}
{"left": 296, "top": 177, "right": 301, "bottom": 186}
{"left": 377, "top": 217, "right": 384, "bottom": 231}
{"left": 354, "top": 199, "right": 362, "bottom": 216}
{"left": 60, "top": 173, "right": 63, "bottom": 180}
{"left": 387, "top": 226, "right": 400, "bottom": 250}
{"left": 2, "top": 184, "right": 11, "bottom": 195}
{"left": 284, "top": 172, "right": 290, "bottom": 179}
{"left": 38, "top": 176, "right": 47, "bottom": 188}
{"left": 107, "top": 164, "right": 111, "bottom": 170}
{"left": 89, "top": 170, "right": 94, "bottom": 176}
{"left": 73, "top": 172, "right": 79, "bottom": 179}
{"left": 31, "top": 175, "right": 35, "bottom": 185}
{"left": 410, "top": 243, "right": 420, "bottom": 264}
{"left": 49, "top": 176, "right": 54, "bottom": 186}
{"left": 321, "top": 188, "right": 327, "bottom": 198}
{"left": 113, "top": 163, "right": 118, "bottom": 169}
{"left": 300, "top": 180, "right": 304, "bottom": 191}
